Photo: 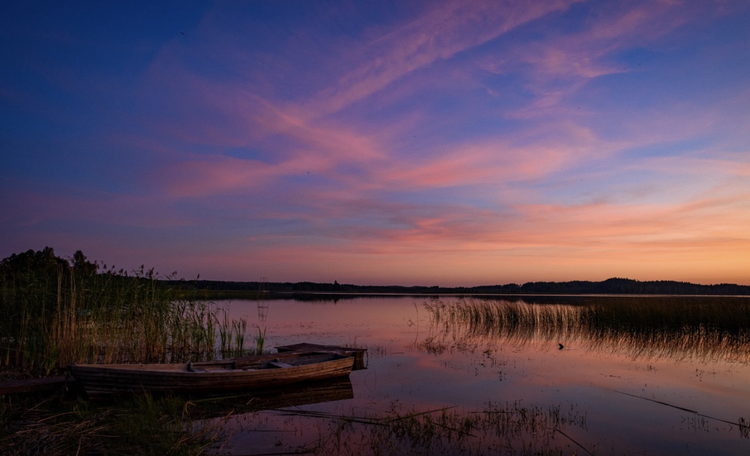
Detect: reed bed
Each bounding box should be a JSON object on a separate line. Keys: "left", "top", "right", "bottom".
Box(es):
{"left": 423, "top": 297, "right": 750, "bottom": 362}
{"left": 0, "top": 248, "right": 255, "bottom": 375}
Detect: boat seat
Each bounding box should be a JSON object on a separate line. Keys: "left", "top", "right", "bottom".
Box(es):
{"left": 268, "top": 361, "right": 293, "bottom": 368}
{"left": 186, "top": 362, "right": 206, "bottom": 373}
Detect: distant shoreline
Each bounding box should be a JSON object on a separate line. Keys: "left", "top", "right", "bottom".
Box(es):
{"left": 173, "top": 277, "right": 750, "bottom": 297}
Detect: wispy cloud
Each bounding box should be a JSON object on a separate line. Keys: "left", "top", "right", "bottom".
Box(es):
{"left": 297, "top": 0, "right": 582, "bottom": 118}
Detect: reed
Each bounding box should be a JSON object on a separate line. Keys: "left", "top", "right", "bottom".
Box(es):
{"left": 256, "top": 325, "right": 267, "bottom": 354}
{"left": 233, "top": 318, "right": 247, "bottom": 357}
{"left": 217, "top": 309, "right": 249, "bottom": 358}
{"left": 422, "top": 297, "right": 750, "bottom": 362}
{"left": 218, "top": 308, "right": 233, "bottom": 357}
{"left": 0, "top": 248, "right": 253, "bottom": 374}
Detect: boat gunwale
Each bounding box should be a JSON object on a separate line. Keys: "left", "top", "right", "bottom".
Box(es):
{"left": 69, "top": 352, "right": 351, "bottom": 376}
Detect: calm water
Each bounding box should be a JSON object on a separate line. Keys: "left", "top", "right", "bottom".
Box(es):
{"left": 206, "top": 296, "right": 750, "bottom": 455}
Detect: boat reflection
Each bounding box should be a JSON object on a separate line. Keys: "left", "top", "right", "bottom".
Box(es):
{"left": 186, "top": 376, "right": 354, "bottom": 419}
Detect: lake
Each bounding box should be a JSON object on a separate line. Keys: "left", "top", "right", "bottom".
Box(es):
{"left": 205, "top": 295, "right": 750, "bottom": 455}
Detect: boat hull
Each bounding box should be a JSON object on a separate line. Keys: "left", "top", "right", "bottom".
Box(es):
{"left": 69, "top": 352, "right": 355, "bottom": 399}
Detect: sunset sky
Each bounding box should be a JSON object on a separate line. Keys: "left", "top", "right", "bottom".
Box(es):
{"left": 2, "top": 0, "right": 750, "bottom": 286}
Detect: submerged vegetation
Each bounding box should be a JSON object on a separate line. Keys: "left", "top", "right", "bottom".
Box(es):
{"left": 300, "top": 400, "right": 589, "bottom": 456}
{"left": 422, "top": 297, "right": 750, "bottom": 362}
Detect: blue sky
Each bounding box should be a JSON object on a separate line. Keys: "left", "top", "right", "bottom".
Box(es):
{"left": 2, "top": 0, "right": 750, "bottom": 285}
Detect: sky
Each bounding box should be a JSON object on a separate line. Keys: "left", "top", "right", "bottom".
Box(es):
{"left": 1, "top": 0, "right": 750, "bottom": 286}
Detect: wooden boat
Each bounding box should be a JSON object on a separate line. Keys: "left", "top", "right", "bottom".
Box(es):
{"left": 69, "top": 351, "right": 355, "bottom": 399}
{"left": 276, "top": 342, "right": 367, "bottom": 370}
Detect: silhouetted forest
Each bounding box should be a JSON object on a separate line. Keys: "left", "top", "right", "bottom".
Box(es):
{"left": 3, "top": 248, "right": 748, "bottom": 299}
{"left": 180, "top": 277, "right": 750, "bottom": 296}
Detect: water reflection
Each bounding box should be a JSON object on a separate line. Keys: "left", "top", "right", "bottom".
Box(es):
{"left": 421, "top": 298, "right": 750, "bottom": 363}
{"left": 256, "top": 301, "right": 268, "bottom": 323}
{"left": 190, "top": 377, "right": 354, "bottom": 418}
{"left": 212, "top": 296, "right": 750, "bottom": 455}
{"left": 206, "top": 392, "right": 590, "bottom": 455}
{"left": 257, "top": 277, "right": 269, "bottom": 323}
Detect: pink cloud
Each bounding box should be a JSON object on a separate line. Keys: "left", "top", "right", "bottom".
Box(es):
{"left": 478, "top": 0, "right": 739, "bottom": 119}
{"left": 379, "top": 142, "right": 568, "bottom": 189}
{"left": 135, "top": 1, "right": 648, "bottom": 202}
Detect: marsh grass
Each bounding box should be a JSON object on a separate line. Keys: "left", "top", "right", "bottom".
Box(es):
{"left": 0, "top": 248, "right": 261, "bottom": 375}
{"left": 217, "top": 309, "right": 249, "bottom": 359}
{"left": 255, "top": 325, "right": 267, "bottom": 354}
{"left": 423, "top": 297, "right": 750, "bottom": 362}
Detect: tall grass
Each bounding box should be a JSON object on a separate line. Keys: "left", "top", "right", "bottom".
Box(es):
{"left": 218, "top": 308, "right": 249, "bottom": 359}
{"left": 423, "top": 297, "right": 750, "bottom": 362}
{"left": 0, "top": 248, "right": 257, "bottom": 374}
{"left": 255, "top": 325, "right": 266, "bottom": 354}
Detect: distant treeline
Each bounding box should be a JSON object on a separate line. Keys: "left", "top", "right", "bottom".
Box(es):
{"left": 176, "top": 277, "right": 750, "bottom": 296}
{"left": 3, "top": 248, "right": 747, "bottom": 299}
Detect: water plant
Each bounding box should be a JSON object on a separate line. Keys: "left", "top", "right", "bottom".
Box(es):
{"left": 255, "top": 325, "right": 267, "bottom": 354}
{"left": 421, "top": 297, "right": 750, "bottom": 362}
{"left": 218, "top": 309, "right": 250, "bottom": 358}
